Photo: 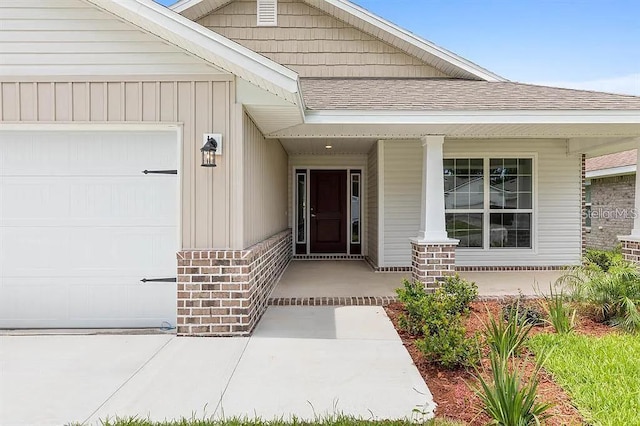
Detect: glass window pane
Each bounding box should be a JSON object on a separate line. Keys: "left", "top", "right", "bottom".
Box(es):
{"left": 351, "top": 174, "right": 361, "bottom": 244}
{"left": 518, "top": 193, "right": 532, "bottom": 209}
{"left": 444, "top": 159, "right": 484, "bottom": 210}
{"left": 456, "top": 158, "right": 470, "bottom": 175}
{"left": 447, "top": 213, "right": 483, "bottom": 248}
{"left": 490, "top": 213, "right": 532, "bottom": 248}
{"left": 585, "top": 206, "right": 592, "bottom": 227}
{"left": 490, "top": 159, "right": 503, "bottom": 175}
{"left": 470, "top": 159, "right": 483, "bottom": 175}
{"left": 518, "top": 176, "right": 532, "bottom": 192}
{"left": 296, "top": 174, "right": 306, "bottom": 243}
{"left": 585, "top": 184, "right": 592, "bottom": 204}
{"left": 519, "top": 158, "right": 533, "bottom": 175}
{"left": 503, "top": 158, "right": 518, "bottom": 175}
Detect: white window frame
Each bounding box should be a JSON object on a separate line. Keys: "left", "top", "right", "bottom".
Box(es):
{"left": 584, "top": 179, "right": 592, "bottom": 231}
{"left": 444, "top": 155, "right": 536, "bottom": 251}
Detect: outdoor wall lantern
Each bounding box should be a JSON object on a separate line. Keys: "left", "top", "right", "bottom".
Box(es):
{"left": 201, "top": 134, "right": 222, "bottom": 168}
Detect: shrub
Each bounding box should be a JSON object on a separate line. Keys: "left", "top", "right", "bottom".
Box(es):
{"left": 558, "top": 257, "right": 640, "bottom": 333}
{"left": 584, "top": 247, "right": 623, "bottom": 272}
{"left": 485, "top": 305, "right": 534, "bottom": 360}
{"left": 396, "top": 279, "right": 429, "bottom": 335}
{"left": 501, "top": 297, "right": 544, "bottom": 326}
{"left": 474, "top": 351, "right": 552, "bottom": 426}
{"left": 441, "top": 274, "right": 478, "bottom": 315}
{"left": 416, "top": 322, "right": 479, "bottom": 369}
{"left": 542, "top": 285, "right": 576, "bottom": 334}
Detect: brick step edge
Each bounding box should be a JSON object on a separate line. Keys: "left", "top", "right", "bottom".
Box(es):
{"left": 268, "top": 296, "right": 398, "bottom": 306}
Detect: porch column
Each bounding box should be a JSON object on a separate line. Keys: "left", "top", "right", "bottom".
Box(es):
{"left": 619, "top": 144, "right": 640, "bottom": 265}
{"left": 411, "top": 135, "right": 459, "bottom": 289}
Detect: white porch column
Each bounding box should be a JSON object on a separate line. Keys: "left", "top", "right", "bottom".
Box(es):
{"left": 415, "top": 135, "right": 452, "bottom": 242}
{"left": 411, "top": 135, "right": 458, "bottom": 288}
{"left": 619, "top": 143, "right": 640, "bottom": 265}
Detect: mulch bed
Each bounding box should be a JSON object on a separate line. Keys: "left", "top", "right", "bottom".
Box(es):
{"left": 385, "top": 300, "right": 612, "bottom": 425}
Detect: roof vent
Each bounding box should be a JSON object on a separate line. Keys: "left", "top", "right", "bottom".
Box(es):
{"left": 257, "top": 0, "right": 277, "bottom": 26}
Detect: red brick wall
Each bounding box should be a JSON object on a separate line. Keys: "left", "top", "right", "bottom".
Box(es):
{"left": 410, "top": 242, "right": 457, "bottom": 289}
{"left": 177, "top": 230, "right": 292, "bottom": 336}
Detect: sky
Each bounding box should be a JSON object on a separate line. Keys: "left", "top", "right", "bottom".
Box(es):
{"left": 156, "top": 0, "right": 640, "bottom": 95}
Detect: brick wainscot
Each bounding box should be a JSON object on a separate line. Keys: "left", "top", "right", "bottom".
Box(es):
{"left": 177, "top": 230, "right": 292, "bottom": 337}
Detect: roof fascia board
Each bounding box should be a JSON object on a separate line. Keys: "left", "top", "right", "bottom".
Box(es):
{"left": 319, "top": 0, "right": 505, "bottom": 82}
{"left": 305, "top": 110, "right": 640, "bottom": 125}
{"left": 586, "top": 165, "right": 636, "bottom": 179}
{"left": 85, "top": 0, "right": 300, "bottom": 102}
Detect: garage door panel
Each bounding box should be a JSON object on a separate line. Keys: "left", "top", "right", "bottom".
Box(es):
{"left": 1, "top": 177, "right": 177, "bottom": 226}
{"left": 0, "top": 130, "right": 178, "bottom": 328}
{"left": 0, "top": 277, "right": 175, "bottom": 328}
{"left": 0, "top": 131, "right": 176, "bottom": 176}
{"left": 2, "top": 227, "right": 176, "bottom": 277}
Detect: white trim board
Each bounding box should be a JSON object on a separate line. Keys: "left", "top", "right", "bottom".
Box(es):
{"left": 586, "top": 165, "right": 636, "bottom": 179}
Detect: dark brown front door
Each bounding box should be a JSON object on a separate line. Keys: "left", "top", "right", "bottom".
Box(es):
{"left": 310, "top": 170, "right": 347, "bottom": 253}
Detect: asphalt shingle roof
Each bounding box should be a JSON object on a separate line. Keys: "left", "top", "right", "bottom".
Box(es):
{"left": 586, "top": 150, "right": 637, "bottom": 172}
{"left": 300, "top": 78, "right": 640, "bottom": 111}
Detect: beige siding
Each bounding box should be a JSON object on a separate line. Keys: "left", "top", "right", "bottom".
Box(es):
{"left": 0, "top": 79, "right": 236, "bottom": 250}
{"left": 0, "top": 0, "right": 225, "bottom": 77}
{"left": 243, "top": 113, "right": 289, "bottom": 247}
{"left": 198, "top": 0, "right": 449, "bottom": 78}
{"left": 383, "top": 139, "right": 582, "bottom": 267}
{"left": 367, "top": 143, "right": 379, "bottom": 266}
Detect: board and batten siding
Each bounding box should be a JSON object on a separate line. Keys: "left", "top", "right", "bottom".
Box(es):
{"left": 198, "top": 0, "right": 448, "bottom": 78}
{"left": 0, "top": 0, "right": 225, "bottom": 77}
{"left": 382, "top": 139, "right": 582, "bottom": 267}
{"left": 0, "top": 79, "right": 237, "bottom": 251}
{"left": 367, "top": 143, "right": 379, "bottom": 266}
{"left": 243, "top": 113, "right": 289, "bottom": 248}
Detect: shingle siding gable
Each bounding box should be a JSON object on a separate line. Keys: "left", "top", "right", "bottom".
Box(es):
{"left": 197, "top": 0, "right": 450, "bottom": 78}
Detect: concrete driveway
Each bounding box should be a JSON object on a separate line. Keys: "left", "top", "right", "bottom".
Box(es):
{"left": 0, "top": 307, "right": 434, "bottom": 425}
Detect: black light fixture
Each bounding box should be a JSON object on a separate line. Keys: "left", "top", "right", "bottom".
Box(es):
{"left": 201, "top": 136, "right": 218, "bottom": 167}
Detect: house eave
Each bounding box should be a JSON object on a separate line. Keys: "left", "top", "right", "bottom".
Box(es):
{"left": 86, "top": 0, "right": 301, "bottom": 104}
{"left": 586, "top": 165, "right": 637, "bottom": 179}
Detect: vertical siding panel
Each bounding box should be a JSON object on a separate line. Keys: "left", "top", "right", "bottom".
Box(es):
{"left": 19, "top": 83, "right": 36, "bottom": 121}
{"left": 89, "top": 82, "right": 106, "bottom": 121}
{"left": 36, "top": 83, "right": 54, "bottom": 121}
{"left": 54, "top": 83, "right": 71, "bottom": 121}
{"left": 242, "top": 111, "right": 288, "bottom": 247}
{"left": 211, "top": 81, "right": 228, "bottom": 247}
{"left": 193, "top": 81, "right": 210, "bottom": 248}
{"left": 72, "top": 82, "right": 88, "bottom": 121}
{"left": 1, "top": 83, "right": 18, "bottom": 121}
{"left": 141, "top": 82, "right": 157, "bottom": 122}
{"left": 159, "top": 82, "right": 174, "bottom": 122}
{"left": 106, "top": 82, "right": 121, "bottom": 121}
{"left": 124, "top": 82, "right": 140, "bottom": 121}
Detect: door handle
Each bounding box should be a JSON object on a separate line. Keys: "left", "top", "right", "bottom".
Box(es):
{"left": 311, "top": 214, "right": 317, "bottom": 218}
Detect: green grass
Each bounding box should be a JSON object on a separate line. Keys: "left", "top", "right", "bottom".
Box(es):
{"left": 528, "top": 333, "right": 640, "bottom": 426}
{"left": 96, "top": 417, "right": 464, "bottom": 426}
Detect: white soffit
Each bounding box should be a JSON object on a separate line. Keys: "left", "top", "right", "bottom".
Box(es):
{"left": 172, "top": 0, "right": 505, "bottom": 82}
{"left": 280, "top": 138, "right": 376, "bottom": 154}
{"left": 271, "top": 123, "right": 640, "bottom": 139}
{"left": 86, "top": 0, "right": 301, "bottom": 104}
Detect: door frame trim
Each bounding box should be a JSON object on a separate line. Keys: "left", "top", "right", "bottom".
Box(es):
{"left": 292, "top": 165, "right": 366, "bottom": 256}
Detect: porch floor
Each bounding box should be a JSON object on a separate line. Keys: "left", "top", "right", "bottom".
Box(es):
{"left": 271, "top": 260, "right": 564, "bottom": 298}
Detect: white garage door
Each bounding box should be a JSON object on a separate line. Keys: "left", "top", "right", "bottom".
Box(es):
{"left": 0, "top": 130, "right": 179, "bottom": 328}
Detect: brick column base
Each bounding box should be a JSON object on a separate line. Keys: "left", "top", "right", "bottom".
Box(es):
{"left": 411, "top": 240, "right": 458, "bottom": 289}
{"left": 620, "top": 237, "right": 640, "bottom": 265}
{"left": 177, "top": 229, "right": 292, "bottom": 337}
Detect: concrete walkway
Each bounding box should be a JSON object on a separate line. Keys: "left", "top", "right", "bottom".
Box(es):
{"left": 0, "top": 307, "right": 434, "bottom": 425}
